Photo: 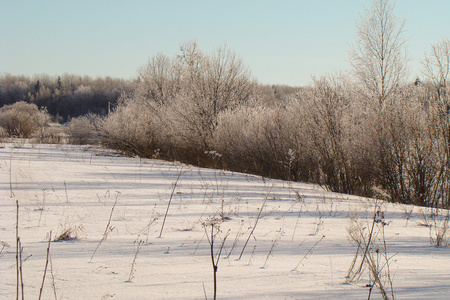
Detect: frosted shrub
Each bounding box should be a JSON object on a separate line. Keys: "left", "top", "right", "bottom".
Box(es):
{"left": 214, "top": 103, "right": 301, "bottom": 179}
{"left": 289, "top": 76, "right": 364, "bottom": 194}
{"left": 100, "top": 97, "right": 158, "bottom": 157}
{"left": 102, "top": 41, "right": 257, "bottom": 165}
{"left": 363, "top": 84, "right": 448, "bottom": 207}
{"left": 154, "top": 41, "right": 257, "bottom": 161}
{"left": 0, "top": 126, "right": 7, "bottom": 144}
{"left": 68, "top": 114, "right": 100, "bottom": 145}
{"left": 0, "top": 101, "right": 50, "bottom": 138}
{"left": 402, "top": 88, "right": 446, "bottom": 207}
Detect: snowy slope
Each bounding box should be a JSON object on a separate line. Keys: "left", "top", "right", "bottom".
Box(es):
{"left": 1, "top": 143, "right": 449, "bottom": 299}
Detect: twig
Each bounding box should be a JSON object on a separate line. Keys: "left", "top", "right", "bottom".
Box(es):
{"left": 238, "top": 186, "right": 273, "bottom": 260}
{"left": 38, "top": 231, "right": 52, "bottom": 300}
{"left": 37, "top": 189, "right": 47, "bottom": 227}
{"left": 127, "top": 239, "right": 144, "bottom": 282}
{"left": 16, "top": 200, "right": 21, "bottom": 300}
{"left": 103, "top": 192, "right": 120, "bottom": 236}
{"left": 64, "top": 181, "right": 69, "bottom": 203}
{"left": 226, "top": 220, "right": 244, "bottom": 259}
{"left": 247, "top": 245, "right": 257, "bottom": 266}
{"left": 347, "top": 201, "right": 395, "bottom": 299}
{"left": 203, "top": 219, "right": 230, "bottom": 300}
{"left": 292, "top": 235, "right": 325, "bottom": 271}
{"left": 90, "top": 192, "right": 120, "bottom": 262}
{"left": 354, "top": 201, "right": 379, "bottom": 278}
{"left": 49, "top": 254, "right": 58, "bottom": 300}
{"left": 262, "top": 228, "right": 284, "bottom": 268}
{"left": 202, "top": 282, "right": 208, "bottom": 300}
{"left": 159, "top": 170, "right": 182, "bottom": 238}
{"left": 18, "top": 239, "right": 24, "bottom": 300}
{"left": 145, "top": 215, "right": 160, "bottom": 244}
{"left": 10, "top": 151, "right": 14, "bottom": 197}
{"left": 291, "top": 193, "right": 305, "bottom": 241}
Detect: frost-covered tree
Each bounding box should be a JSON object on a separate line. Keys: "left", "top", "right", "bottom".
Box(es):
{"left": 172, "top": 41, "right": 257, "bottom": 149}
{"left": 422, "top": 37, "right": 450, "bottom": 150}
{"left": 123, "top": 41, "right": 257, "bottom": 160}
{"left": 422, "top": 37, "right": 450, "bottom": 207}
{"left": 349, "top": 0, "right": 407, "bottom": 106}
{"left": 136, "top": 53, "right": 179, "bottom": 107}
{"left": 299, "top": 75, "right": 355, "bottom": 193}
{"left": 347, "top": 0, "right": 415, "bottom": 204}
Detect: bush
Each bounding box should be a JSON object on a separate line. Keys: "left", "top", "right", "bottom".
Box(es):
{"left": 214, "top": 102, "right": 306, "bottom": 180}
{"left": 37, "top": 125, "right": 68, "bottom": 144}
{"left": 101, "top": 41, "right": 257, "bottom": 165}
{"left": 99, "top": 97, "right": 158, "bottom": 156}
{"left": 68, "top": 114, "right": 100, "bottom": 145}
{"left": 0, "top": 102, "right": 50, "bottom": 138}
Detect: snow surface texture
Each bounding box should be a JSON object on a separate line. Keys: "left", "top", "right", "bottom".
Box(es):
{"left": 1, "top": 143, "right": 449, "bottom": 299}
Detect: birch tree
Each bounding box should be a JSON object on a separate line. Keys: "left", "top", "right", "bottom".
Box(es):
{"left": 349, "top": 0, "right": 407, "bottom": 106}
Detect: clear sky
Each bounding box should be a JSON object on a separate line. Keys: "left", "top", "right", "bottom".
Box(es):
{"left": 1, "top": 0, "right": 449, "bottom": 86}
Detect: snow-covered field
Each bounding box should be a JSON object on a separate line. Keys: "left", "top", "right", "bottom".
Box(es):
{"left": 1, "top": 142, "right": 449, "bottom": 299}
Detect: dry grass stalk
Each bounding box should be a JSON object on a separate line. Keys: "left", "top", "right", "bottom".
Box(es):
{"left": 159, "top": 170, "right": 182, "bottom": 238}
{"left": 262, "top": 228, "right": 284, "bottom": 268}
{"left": 54, "top": 225, "right": 84, "bottom": 241}
{"left": 346, "top": 201, "right": 396, "bottom": 300}
{"left": 238, "top": 186, "right": 273, "bottom": 260}
{"left": 127, "top": 238, "right": 144, "bottom": 282}
{"left": 292, "top": 234, "right": 325, "bottom": 271}
{"left": 38, "top": 232, "right": 52, "bottom": 300}
{"left": 90, "top": 192, "right": 120, "bottom": 262}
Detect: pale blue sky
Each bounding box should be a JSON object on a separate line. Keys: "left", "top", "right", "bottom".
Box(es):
{"left": 1, "top": 0, "right": 449, "bottom": 86}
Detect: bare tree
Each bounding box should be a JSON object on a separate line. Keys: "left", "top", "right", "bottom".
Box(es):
{"left": 348, "top": 0, "right": 414, "bottom": 205}
{"left": 173, "top": 41, "right": 257, "bottom": 149}
{"left": 135, "top": 40, "right": 257, "bottom": 151}
{"left": 422, "top": 37, "right": 450, "bottom": 207}
{"left": 103, "top": 41, "right": 257, "bottom": 165}
{"left": 349, "top": 0, "right": 408, "bottom": 106}
{"left": 136, "top": 53, "right": 180, "bottom": 107}
{"left": 423, "top": 37, "right": 450, "bottom": 96}
{"left": 422, "top": 37, "right": 450, "bottom": 150}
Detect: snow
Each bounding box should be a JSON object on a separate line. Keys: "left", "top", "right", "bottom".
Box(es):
{"left": 1, "top": 142, "right": 449, "bottom": 299}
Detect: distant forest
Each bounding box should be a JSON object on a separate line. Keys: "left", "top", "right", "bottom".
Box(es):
{"left": 0, "top": 74, "right": 134, "bottom": 122}
{"left": 0, "top": 73, "right": 297, "bottom": 123}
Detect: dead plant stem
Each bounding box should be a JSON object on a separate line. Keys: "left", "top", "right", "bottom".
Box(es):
{"left": 38, "top": 232, "right": 52, "bottom": 300}
{"left": 159, "top": 170, "right": 182, "bottom": 238}
{"left": 238, "top": 186, "right": 273, "bottom": 260}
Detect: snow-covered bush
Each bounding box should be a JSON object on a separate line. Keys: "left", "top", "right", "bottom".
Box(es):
{"left": 214, "top": 101, "right": 309, "bottom": 180}
{"left": 290, "top": 76, "right": 360, "bottom": 194}
{"left": 102, "top": 41, "right": 257, "bottom": 165}
{"left": 361, "top": 83, "right": 448, "bottom": 207}
{"left": 68, "top": 114, "right": 101, "bottom": 145}
{"left": 0, "top": 101, "right": 50, "bottom": 138}
{"left": 99, "top": 96, "right": 158, "bottom": 157}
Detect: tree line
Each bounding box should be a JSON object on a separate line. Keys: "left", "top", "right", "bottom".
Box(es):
{"left": 0, "top": 73, "right": 134, "bottom": 122}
